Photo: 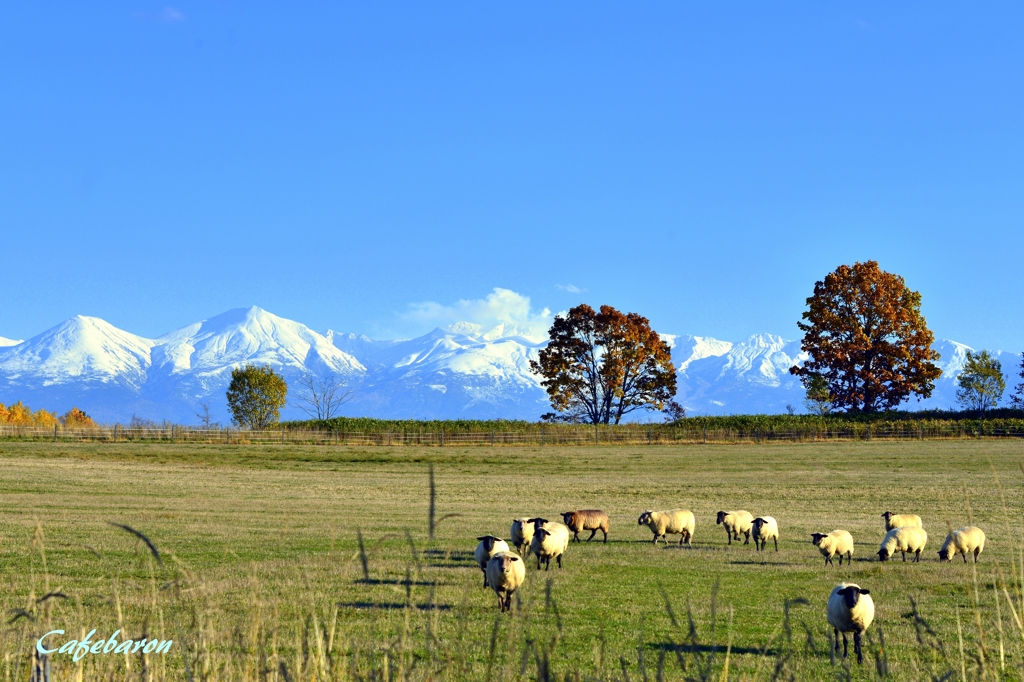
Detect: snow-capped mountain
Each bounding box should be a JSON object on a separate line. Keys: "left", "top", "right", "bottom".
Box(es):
{"left": 0, "top": 307, "right": 1018, "bottom": 423}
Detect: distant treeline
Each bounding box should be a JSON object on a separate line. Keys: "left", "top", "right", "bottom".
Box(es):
{"left": 282, "top": 408, "right": 1024, "bottom": 434}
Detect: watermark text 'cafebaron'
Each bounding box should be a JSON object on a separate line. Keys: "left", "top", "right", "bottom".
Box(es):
{"left": 36, "top": 630, "right": 172, "bottom": 661}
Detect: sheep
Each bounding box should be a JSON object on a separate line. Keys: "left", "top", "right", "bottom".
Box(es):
{"left": 561, "top": 510, "right": 610, "bottom": 543}
{"left": 474, "top": 535, "right": 510, "bottom": 587}
{"left": 637, "top": 510, "right": 695, "bottom": 546}
{"left": 485, "top": 551, "right": 526, "bottom": 613}
{"left": 827, "top": 582, "right": 875, "bottom": 664}
{"left": 510, "top": 518, "right": 535, "bottom": 556}
{"left": 529, "top": 520, "right": 570, "bottom": 570}
{"left": 938, "top": 526, "right": 986, "bottom": 563}
{"left": 881, "top": 511, "right": 923, "bottom": 532}
{"left": 716, "top": 510, "right": 754, "bottom": 545}
{"left": 751, "top": 516, "right": 779, "bottom": 552}
{"left": 877, "top": 526, "right": 928, "bottom": 562}
{"left": 811, "top": 530, "right": 854, "bottom": 566}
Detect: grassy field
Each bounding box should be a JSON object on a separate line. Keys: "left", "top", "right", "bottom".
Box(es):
{"left": 1, "top": 440, "right": 1022, "bottom": 680}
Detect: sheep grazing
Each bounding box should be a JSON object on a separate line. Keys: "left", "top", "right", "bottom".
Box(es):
{"left": 637, "top": 509, "right": 695, "bottom": 546}
{"left": 485, "top": 551, "right": 526, "bottom": 613}
{"left": 561, "top": 510, "right": 610, "bottom": 543}
{"left": 529, "top": 521, "right": 570, "bottom": 570}
{"left": 938, "top": 526, "right": 986, "bottom": 563}
{"left": 811, "top": 530, "right": 854, "bottom": 566}
{"left": 881, "top": 511, "right": 923, "bottom": 532}
{"left": 510, "top": 518, "right": 535, "bottom": 556}
{"left": 877, "top": 526, "right": 928, "bottom": 562}
{"left": 826, "top": 582, "right": 875, "bottom": 664}
{"left": 716, "top": 510, "right": 754, "bottom": 545}
{"left": 751, "top": 516, "right": 779, "bottom": 552}
{"left": 474, "top": 535, "right": 510, "bottom": 587}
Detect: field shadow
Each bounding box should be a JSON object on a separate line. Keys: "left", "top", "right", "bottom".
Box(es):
{"left": 354, "top": 578, "right": 438, "bottom": 586}
{"left": 650, "top": 642, "right": 778, "bottom": 657}
{"left": 423, "top": 549, "right": 476, "bottom": 568}
{"left": 727, "top": 559, "right": 803, "bottom": 567}
{"left": 338, "top": 601, "right": 453, "bottom": 612}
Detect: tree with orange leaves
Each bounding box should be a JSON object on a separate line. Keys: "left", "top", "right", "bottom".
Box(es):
{"left": 60, "top": 407, "right": 97, "bottom": 428}
{"left": 530, "top": 304, "right": 677, "bottom": 424}
{"left": 789, "top": 261, "right": 942, "bottom": 413}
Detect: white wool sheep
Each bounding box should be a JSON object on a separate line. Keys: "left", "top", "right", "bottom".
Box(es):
{"left": 637, "top": 510, "right": 695, "bottom": 546}
{"left": 827, "top": 582, "right": 875, "bottom": 664}
{"left": 474, "top": 535, "right": 510, "bottom": 587}
{"left": 751, "top": 516, "right": 779, "bottom": 552}
{"left": 716, "top": 510, "right": 754, "bottom": 545}
{"left": 486, "top": 551, "right": 526, "bottom": 612}
{"left": 811, "top": 530, "right": 854, "bottom": 566}
{"left": 528, "top": 520, "right": 570, "bottom": 570}
{"left": 510, "top": 518, "right": 535, "bottom": 556}
{"left": 881, "top": 511, "right": 923, "bottom": 532}
{"left": 877, "top": 526, "right": 928, "bottom": 562}
{"left": 938, "top": 526, "right": 986, "bottom": 563}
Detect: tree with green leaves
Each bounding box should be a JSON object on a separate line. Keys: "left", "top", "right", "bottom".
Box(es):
{"left": 955, "top": 350, "right": 1005, "bottom": 416}
{"left": 1009, "top": 353, "right": 1024, "bottom": 409}
{"left": 226, "top": 364, "right": 288, "bottom": 428}
{"left": 803, "top": 373, "right": 832, "bottom": 416}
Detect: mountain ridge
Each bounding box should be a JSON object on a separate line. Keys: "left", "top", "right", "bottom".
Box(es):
{"left": 0, "top": 307, "right": 1017, "bottom": 423}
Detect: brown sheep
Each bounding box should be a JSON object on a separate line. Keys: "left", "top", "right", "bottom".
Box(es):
{"left": 561, "top": 510, "right": 610, "bottom": 543}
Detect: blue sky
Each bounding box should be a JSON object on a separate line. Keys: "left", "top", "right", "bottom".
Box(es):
{"left": 1, "top": 3, "right": 1022, "bottom": 350}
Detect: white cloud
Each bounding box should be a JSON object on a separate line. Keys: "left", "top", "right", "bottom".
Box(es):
{"left": 557, "top": 283, "right": 585, "bottom": 293}
{"left": 132, "top": 7, "right": 186, "bottom": 23}
{"left": 401, "top": 288, "right": 551, "bottom": 340}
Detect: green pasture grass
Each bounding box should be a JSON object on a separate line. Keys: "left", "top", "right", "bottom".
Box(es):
{"left": 0, "top": 440, "right": 1022, "bottom": 680}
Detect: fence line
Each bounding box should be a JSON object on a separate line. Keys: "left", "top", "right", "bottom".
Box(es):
{"left": 1, "top": 423, "right": 1022, "bottom": 446}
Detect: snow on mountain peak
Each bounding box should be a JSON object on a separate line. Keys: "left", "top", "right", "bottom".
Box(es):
{"left": 0, "top": 315, "right": 155, "bottom": 387}
{"left": 0, "top": 336, "right": 22, "bottom": 347}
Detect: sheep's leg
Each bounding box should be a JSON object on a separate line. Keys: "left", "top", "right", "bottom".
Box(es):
{"left": 901, "top": 550, "right": 907, "bottom": 562}
{"left": 974, "top": 547, "right": 980, "bottom": 562}
{"left": 825, "top": 556, "right": 832, "bottom": 567}
{"left": 556, "top": 554, "right": 562, "bottom": 569}
{"left": 854, "top": 631, "right": 863, "bottom": 664}
{"left": 686, "top": 532, "right": 692, "bottom": 547}
{"left": 842, "top": 632, "right": 848, "bottom": 659}
{"left": 603, "top": 529, "right": 608, "bottom": 544}
{"left": 483, "top": 573, "right": 488, "bottom": 588}
{"left": 726, "top": 530, "right": 732, "bottom": 545}
{"left": 773, "top": 537, "right": 778, "bottom": 552}
{"left": 914, "top": 550, "right": 921, "bottom": 563}
{"left": 833, "top": 628, "right": 840, "bottom": 655}
{"left": 587, "top": 529, "right": 597, "bottom": 542}
{"left": 743, "top": 531, "right": 750, "bottom": 545}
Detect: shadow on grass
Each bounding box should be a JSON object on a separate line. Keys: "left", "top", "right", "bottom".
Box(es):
{"left": 423, "top": 548, "right": 476, "bottom": 568}
{"left": 338, "top": 602, "right": 453, "bottom": 611}
{"left": 354, "top": 578, "right": 439, "bottom": 586}
{"left": 650, "top": 642, "right": 779, "bottom": 656}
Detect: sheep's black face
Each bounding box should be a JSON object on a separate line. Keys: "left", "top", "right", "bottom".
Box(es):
{"left": 528, "top": 517, "right": 548, "bottom": 529}
{"left": 881, "top": 511, "right": 892, "bottom": 522}
{"left": 877, "top": 549, "right": 890, "bottom": 561}
{"left": 535, "top": 529, "right": 550, "bottom": 542}
{"left": 716, "top": 512, "right": 726, "bottom": 525}
{"left": 811, "top": 533, "right": 825, "bottom": 546}
{"left": 637, "top": 512, "right": 651, "bottom": 526}
{"left": 562, "top": 513, "right": 574, "bottom": 525}
{"left": 938, "top": 550, "right": 951, "bottom": 561}
{"left": 839, "top": 587, "right": 868, "bottom": 609}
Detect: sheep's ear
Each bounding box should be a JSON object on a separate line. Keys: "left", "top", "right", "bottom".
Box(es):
{"left": 477, "top": 536, "right": 489, "bottom": 541}
{"left": 859, "top": 589, "right": 870, "bottom": 595}
{"left": 510, "top": 556, "right": 520, "bottom": 562}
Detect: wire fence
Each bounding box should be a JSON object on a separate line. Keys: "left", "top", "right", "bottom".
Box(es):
{"left": 2, "top": 423, "right": 1023, "bottom": 446}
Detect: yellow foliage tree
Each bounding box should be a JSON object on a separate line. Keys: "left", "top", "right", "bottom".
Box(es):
{"left": 60, "top": 407, "right": 97, "bottom": 428}
{"left": 0, "top": 401, "right": 61, "bottom": 427}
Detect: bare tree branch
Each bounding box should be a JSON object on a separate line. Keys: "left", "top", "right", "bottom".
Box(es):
{"left": 292, "top": 373, "right": 353, "bottom": 420}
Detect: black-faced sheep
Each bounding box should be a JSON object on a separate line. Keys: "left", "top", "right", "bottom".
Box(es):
{"left": 637, "top": 510, "right": 694, "bottom": 546}
{"left": 751, "top": 516, "right": 779, "bottom": 552}
{"left": 881, "top": 511, "right": 923, "bottom": 532}
{"left": 938, "top": 526, "right": 986, "bottom": 563}
{"left": 827, "top": 583, "right": 874, "bottom": 664}
{"left": 474, "top": 535, "right": 510, "bottom": 587}
{"left": 811, "top": 530, "right": 854, "bottom": 566}
{"left": 877, "top": 526, "right": 927, "bottom": 562}
{"left": 486, "top": 551, "right": 525, "bottom": 612}
{"left": 716, "top": 510, "right": 753, "bottom": 545}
